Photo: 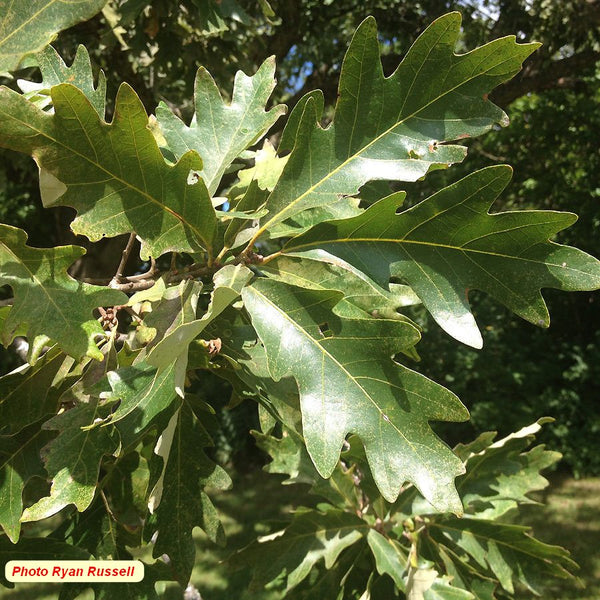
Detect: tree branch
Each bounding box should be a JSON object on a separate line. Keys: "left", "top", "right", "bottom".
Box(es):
{"left": 491, "top": 50, "right": 600, "bottom": 106}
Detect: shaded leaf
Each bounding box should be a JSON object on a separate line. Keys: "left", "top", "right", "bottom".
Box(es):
{"left": 0, "top": 84, "right": 216, "bottom": 260}
{"left": 192, "top": 0, "right": 251, "bottom": 36}
{"left": 137, "top": 280, "right": 202, "bottom": 396}
{"left": 151, "top": 400, "right": 231, "bottom": 585}
{"left": 0, "top": 347, "right": 73, "bottom": 435}
{"left": 147, "top": 264, "right": 253, "bottom": 376}
{"left": 242, "top": 279, "right": 468, "bottom": 511}
{"left": 262, "top": 251, "right": 420, "bottom": 320}
{"left": 104, "top": 361, "right": 180, "bottom": 446}
{"left": 367, "top": 529, "right": 408, "bottom": 590}
{"left": 455, "top": 418, "right": 560, "bottom": 519}
{"left": 157, "top": 58, "right": 286, "bottom": 195}
{"left": 284, "top": 166, "right": 600, "bottom": 348}
{"left": 0, "top": 0, "right": 107, "bottom": 72}
{"left": 0, "top": 224, "right": 126, "bottom": 360}
{"left": 232, "top": 507, "right": 367, "bottom": 592}
{"left": 21, "top": 399, "right": 119, "bottom": 521}
{"left": 0, "top": 422, "right": 54, "bottom": 542}
{"left": 428, "top": 518, "right": 579, "bottom": 595}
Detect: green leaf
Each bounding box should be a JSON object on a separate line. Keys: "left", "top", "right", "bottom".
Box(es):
{"left": 367, "top": 529, "right": 408, "bottom": 590}
{"left": 136, "top": 279, "right": 202, "bottom": 396}
{"left": 58, "top": 338, "right": 118, "bottom": 406}
{"left": 151, "top": 400, "right": 231, "bottom": 585}
{"left": 90, "top": 562, "right": 168, "bottom": 600}
{"left": 104, "top": 362, "right": 179, "bottom": 446}
{"left": 192, "top": 0, "right": 251, "bottom": 35}
{"left": 262, "top": 252, "right": 420, "bottom": 320}
{"left": 241, "top": 279, "right": 468, "bottom": 511}
{"left": 17, "top": 44, "right": 106, "bottom": 117}
{"left": 0, "top": 224, "right": 126, "bottom": 359}
{"left": 252, "top": 428, "right": 316, "bottom": 485}
{"left": 455, "top": 418, "right": 560, "bottom": 519}
{"left": 429, "top": 518, "right": 579, "bottom": 595}
{"left": 213, "top": 315, "right": 304, "bottom": 432}
{"left": 21, "top": 399, "right": 119, "bottom": 522}
{"left": 254, "top": 427, "right": 362, "bottom": 510}
{"left": 232, "top": 507, "right": 367, "bottom": 592}
{"left": 228, "top": 140, "right": 288, "bottom": 201}
{"left": 284, "top": 166, "right": 600, "bottom": 348}
{"left": 254, "top": 13, "right": 538, "bottom": 236}
{"left": 424, "top": 577, "right": 475, "bottom": 599}
{"left": 0, "top": 347, "right": 73, "bottom": 435}
{"left": 0, "top": 84, "right": 217, "bottom": 260}
{"left": 157, "top": 58, "right": 286, "bottom": 195}
{"left": 0, "top": 422, "right": 54, "bottom": 542}
{"left": 0, "top": 0, "right": 107, "bottom": 72}
{"left": 147, "top": 265, "right": 253, "bottom": 376}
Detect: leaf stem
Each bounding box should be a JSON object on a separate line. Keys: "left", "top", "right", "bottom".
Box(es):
{"left": 261, "top": 250, "right": 282, "bottom": 264}
{"left": 216, "top": 244, "right": 231, "bottom": 263}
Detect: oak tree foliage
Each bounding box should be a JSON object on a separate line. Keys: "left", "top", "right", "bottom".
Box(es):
{"left": 0, "top": 3, "right": 598, "bottom": 598}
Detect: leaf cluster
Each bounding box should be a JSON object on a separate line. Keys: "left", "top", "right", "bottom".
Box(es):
{"left": 0, "top": 5, "right": 598, "bottom": 599}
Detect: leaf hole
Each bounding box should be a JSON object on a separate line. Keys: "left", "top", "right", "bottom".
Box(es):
{"left": 318, "top": 322, "right": 333, "bottom": 338}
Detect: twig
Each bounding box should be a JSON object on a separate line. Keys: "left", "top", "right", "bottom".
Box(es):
{"left": 110, "top": 233, "right": 137, "bottom": 286}
{"left": 125, "top": 257, "right": 157, "bottom": 281}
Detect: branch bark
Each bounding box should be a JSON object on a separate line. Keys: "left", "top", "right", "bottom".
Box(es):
{"left": 491, "top": 49, "right": 600, "bottom": 106}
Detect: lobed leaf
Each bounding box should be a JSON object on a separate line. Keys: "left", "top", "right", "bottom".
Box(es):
{"left": 151, "top": 400, "right": 231, "bottom": 585}
{"left": 21, "top": 399, "right": 120, "bottom": 521}
{"left": 0, "top": 224, "right": 126, "bottom": 360}
{"left": 284, "top": 166, "right": 600, "bottom": 348}
{"left": 17, "top": 44, "right": 106, "bottom": 117}
{"left": 242, "top": 279, "right": 469, "bottom": 511}
{"left": 0, "top": 422, "right": 54, "bottom": 542}
{"left": 428, "top": 518, "right": 579, "bottom": 595}
{"left": 157, "top": 58, "right": 286, "bottom": 195}
{"left": 0, "top": 84, "right": 217, "bottom": 260}
{"left": 0, "top": 0, "right": 107, "bottom": 72}
{"left": 232, "top": 507, "right": 367, "bottom": 592}
{"left": 0, "top": 347, "right": 73, "bottom": 435}
{"left": 455, "top": 418, "right": 561, "bottom": 519}
{"left": 253, "top": 13, "right": 538, "bottom": 238}
{"left": 147, "top": 264, "right": 253, "bottom": 377}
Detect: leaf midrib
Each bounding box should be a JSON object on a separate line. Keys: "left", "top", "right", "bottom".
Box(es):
{"left": 0, "top": 242, "right": 74, "bottom": 331}
{"left": 431, "top": 521, "right": 568, "bottom": 564}
{"left": 282, "top": 238, "right": 592, "bottom": 276}
{"left": 0, "top": 0, "right": 58, "bottom": 49}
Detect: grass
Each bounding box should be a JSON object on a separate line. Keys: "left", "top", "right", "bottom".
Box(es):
{"left": 1, "top": 472, "right": 599, "bottom": 599}
{"left": 515, "top": 474, "right": 600, "bottom": 600}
